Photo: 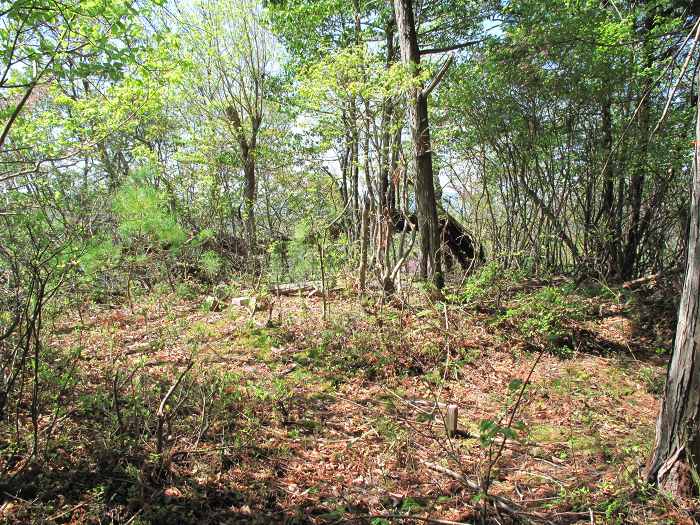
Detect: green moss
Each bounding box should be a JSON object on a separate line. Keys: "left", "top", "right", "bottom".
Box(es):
{"left": 529, "top": 423, "right": 565, "bottom": 444}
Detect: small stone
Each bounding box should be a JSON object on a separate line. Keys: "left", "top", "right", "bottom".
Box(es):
{"left": 231, "top": 297, "right": 251, "bottom": 307}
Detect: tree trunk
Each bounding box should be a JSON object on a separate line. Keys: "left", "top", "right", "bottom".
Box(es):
{"left": 621, "top": 11, "right": 653, "bottom": 280}
{"left": 225, "top": 103, "right": 258, "bottom": 252}
{"left": 380, "top": 16, "right": 397, "bottom": 213}
{"left": 243, "top": 156, "right": 257, "bottom": 250}
{"left": 393, "top": 0, "right": 443, "bottom": 286}
{"left": 646, "top": 70, "right": 700, "bottom": 498}
{"left": 359, "top": 197, "right": 370, "bottom": 291}
{"left": 599, "top": 97, "right": 619, "bottom": 276}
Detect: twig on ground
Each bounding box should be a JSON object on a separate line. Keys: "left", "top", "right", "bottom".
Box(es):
{"left": 333, "top": 514, "right": 472, "bottom": 525}
{"left": 422, "top": 460, "right": 522, "bottom": 517}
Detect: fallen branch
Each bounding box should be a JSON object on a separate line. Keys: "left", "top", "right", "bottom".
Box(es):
{"left": 422, "top": 460, "right": 521, "bottom": 517}
{"left": 268, "top": 281, "right": 322, "bottom": 295}
{"left": 622, "top": 272, "right": 662, "bottom": 289}
{"left": 334, "top": 513, "right": 472, "bottom": 525}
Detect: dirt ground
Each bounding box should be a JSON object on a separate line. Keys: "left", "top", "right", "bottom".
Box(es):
{"left": 1, "top": 279, "right": 695, "bottom": 524}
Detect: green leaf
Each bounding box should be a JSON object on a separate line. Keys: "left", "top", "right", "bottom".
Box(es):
{"left": 508, "top": 379, "right": 524, "bottom": 392}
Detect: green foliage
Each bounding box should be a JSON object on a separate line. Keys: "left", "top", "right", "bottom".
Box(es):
{"left": 478, "top": 418, "right": 526, "bottom": 448}
{"left": 639, "top": 366, "right": 665, "bottom": 397}
{"left": 451, "top": 262, "right": 502, "bottom": 304}
{"left": 78, "top": 238, "right": 121, "bottom": 277}
{"left": 199, "top": 250, "right": 223, "bottom": 280}
{"left": 555, "top": 485, "right": 592, "bottom": 512}
{"left": 499, "top": 285, "right": 587, "bottom": 355}
{"left": 113, "top": 178, "right": 186, "bottom": 250}
{"left": 175, "top": 281, "right": 198, "bottom": 300}
{"left": 269, "top": 217, "right": 347, "bottom": 283}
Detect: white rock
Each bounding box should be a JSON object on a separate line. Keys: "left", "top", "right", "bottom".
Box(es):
{"left": 231, "top": 297, "right": 251, "bottom": 307}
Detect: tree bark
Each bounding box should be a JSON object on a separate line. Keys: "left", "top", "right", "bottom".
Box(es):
{"left": 380, "top": 16, "right": 397, "bottom": 213}
{"left": 621, "top": 11, "right": 654, "bottom": 279}
{"left": 243, "top": 155, "right": 257, "bottom": 249}
{"left": 359, "top": 197, "right": 370, "bottom": 291}
{"left": 646, "top": 70, "right": 700, "bottom": 498}
{"left": 225, "top": 104, "right": 258, "bottom": 251}
{"left": 393, "top": 0, "right": 443, "bottom": 286}
{"left": 599, "top": 97, "right": 620, "bottom": 276}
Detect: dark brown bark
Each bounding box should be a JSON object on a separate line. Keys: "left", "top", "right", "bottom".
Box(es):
{"left": 349, "top": 105, "right": 360, "bottom": 238}
{"left": 647, "top": 71, "right": 700, "bottom": 498}
{"left": 393, "top": 0, "right": 443, "bottom": 285}
{"left": 599, "top": 97, "right": 619, "bottom": 275}
{"left": 242, "top": 156, "right": 257, "bottom": 249}
{"left": 358, "top": 197, "right": 370, "bottom": 291}
{"left": 379, "top": 16, "right": 397, "bottom": 213}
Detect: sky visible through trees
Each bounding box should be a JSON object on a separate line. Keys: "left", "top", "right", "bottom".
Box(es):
{"left": 1, "top": 0, "right": 700, "bottom": 522}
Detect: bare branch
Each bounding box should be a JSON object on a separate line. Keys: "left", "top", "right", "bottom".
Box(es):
{"left": 421, "top": 54, "right": 454, "bottom": 98}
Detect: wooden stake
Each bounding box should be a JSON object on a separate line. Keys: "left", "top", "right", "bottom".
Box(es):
{"left": 446, "top": 404, "right": 458, "bottom": 437}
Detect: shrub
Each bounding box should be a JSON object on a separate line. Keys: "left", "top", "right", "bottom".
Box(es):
{"left": 499, "top": 285, "right": 587, "bottom": 355}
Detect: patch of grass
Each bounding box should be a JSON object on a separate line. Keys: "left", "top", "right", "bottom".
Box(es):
{"left": 529, "top": 423, "right": 565, "bottom": 444}
{"left": 188, "top": 320, "right": 218, "bottom": 342}
{"left": 568, "top": 434, "right": 602, "bottom": 456}
{"left": 239, "top": 326, "right": 281, "bottom": 360}
{"left": 175, "top": 280, "right": 199, "bottom": 300}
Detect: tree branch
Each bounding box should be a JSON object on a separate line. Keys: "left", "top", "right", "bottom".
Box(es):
{"left": 419, "top": 40, "right": 482, "bottom": 55}
{"left": 422, "top": 54, "right": 454, "bottom": 98}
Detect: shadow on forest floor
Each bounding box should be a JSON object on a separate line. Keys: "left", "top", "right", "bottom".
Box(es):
{"left": 0, "top": 277, "right": 688, "bottom": 524}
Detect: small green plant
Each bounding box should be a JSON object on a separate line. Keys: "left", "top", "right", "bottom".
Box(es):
{"left": 499, "top": 285, "right": 586, "bottom": 355}
{"left": 175, "top": 281, "right": 198, "bottom": 300}
{"left": 556, "top": 485, "right": 592, "bottom": 511}
{"left": 113, "top": 176, "right": 186, "bottom": 250}
{"left": 639, "top": 366, "right": 665, "bottom": 396}
{"left": 199, "top": 250, "right": 222, "bottom": 280}
{"left": 452, "top": 261, "right": 501, "bottom": 304}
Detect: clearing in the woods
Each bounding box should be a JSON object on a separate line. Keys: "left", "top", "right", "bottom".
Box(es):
{"left": 1, "top": 276, "right": 684, "bottom": 524}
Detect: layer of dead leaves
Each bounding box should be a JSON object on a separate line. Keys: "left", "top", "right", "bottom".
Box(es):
{"left": 0, "top": 281, "right": 694, "bottom": 524}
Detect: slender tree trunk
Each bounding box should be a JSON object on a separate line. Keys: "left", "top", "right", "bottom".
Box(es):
{"left": 359, "top": 197, "right": 370, "bottom": 292}
{"left": 393, "top": 0, "right": 443, "bottom": 286}
{"left": 647, "top": 70, "right": 700, "bottom": 498}
{"left": 380, "top": 16, "right": 397, "bottom": 213}
{"left": 243, "top": 156, "right": 257, "bottom": 250}
{"left": 622, "top": 12, "right": 653, "bottom": 279}
{"left": 600, "top": 97, "right": 619, "bottom": 276}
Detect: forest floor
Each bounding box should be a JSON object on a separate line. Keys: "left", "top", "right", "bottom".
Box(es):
{"left": 1, "top": 274, "right": 696, "bottom": 524}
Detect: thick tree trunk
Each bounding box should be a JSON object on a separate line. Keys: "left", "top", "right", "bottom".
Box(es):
{"left": 646, "top": 71, "right": 700, "bottom": 498}
{"left": 393, "top": 0, "right": 443, "bottom": 286}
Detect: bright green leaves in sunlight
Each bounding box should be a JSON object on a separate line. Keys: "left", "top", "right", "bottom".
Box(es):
{"left": 113, "top": 176, "right": 186, "bottom": 251}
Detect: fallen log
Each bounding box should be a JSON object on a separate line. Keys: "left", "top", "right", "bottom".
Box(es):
{"left": 268, "top": 281, "right": 345, "bottom": 296}
{"left": 622, "top": 272, "right": 662, "bottom": 289}
{"left": 268, "top": 281, "right": 322, "bottom": 295}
